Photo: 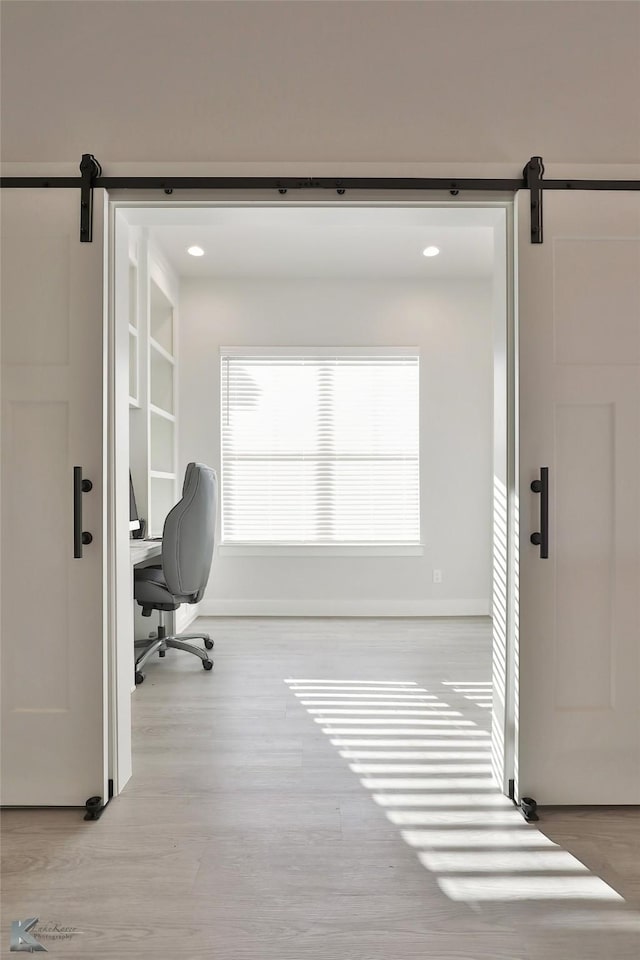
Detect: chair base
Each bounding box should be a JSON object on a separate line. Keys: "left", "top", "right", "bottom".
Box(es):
{"left": 134, "top": 616, "right": 214, "bottom": 684}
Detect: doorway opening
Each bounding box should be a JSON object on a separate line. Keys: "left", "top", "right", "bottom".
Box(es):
{"left": 109, "top": 202, "right": 514, "bottom": 800}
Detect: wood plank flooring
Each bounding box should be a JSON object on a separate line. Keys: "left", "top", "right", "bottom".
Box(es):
{"left": 2, "top": 617, "right": 639, "bottom": 959}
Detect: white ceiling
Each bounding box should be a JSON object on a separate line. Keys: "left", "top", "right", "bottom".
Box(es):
{"left": 134, "top": 207, "right": 500, "bottom": 281}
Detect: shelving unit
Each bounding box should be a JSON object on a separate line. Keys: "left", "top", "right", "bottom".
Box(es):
{"left": 117, "top": 225, "right": 193, "bottom": 673}
{"left": 128, "top": 233, "right": 179, "bottom": 539}
{"left": 147, "top": 277, "right": 177, "bottom": 536}
{"left": 128, "top": 261, "right": 139, "bottom": 405}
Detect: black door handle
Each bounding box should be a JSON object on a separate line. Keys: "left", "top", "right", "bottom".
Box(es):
{"left": 73, "top": 466, "right": 93, "bottom": 558}
{"left": 530, "top": 466, "right": 549, "bottom": 559}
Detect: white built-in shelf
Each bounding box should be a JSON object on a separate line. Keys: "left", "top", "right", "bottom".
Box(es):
{"left": 149, "top": 278, "right": 174, "bottom": 353}
{"left": 149, "top": 337, "right": 175, "bottom": 364}
{"left": 129, "top": 262, "right": 138, "bottom": 329}
{"left": 128, "top": 261, "right": 139, "bottom": 403}
{"left": 129, "top": 247, "right": 177, "bottom": 539}
{"left": 150, "top": 348, "right": 174, "bottom": 413}
{"left": 128, "top": 332, "right": 139, "bottom": 403}
{"left": 150, "top": 411, "right": 174, "bottom": 473}
{"left": 149, "top": 403, "right": 176, "bottom": 423}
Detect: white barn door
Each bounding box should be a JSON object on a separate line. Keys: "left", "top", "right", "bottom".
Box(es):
{"left": 517, "top": 190, "right": 640, "bottom": 804}
{"left": 1, "top": 189, "right": 108, "bottom": 806}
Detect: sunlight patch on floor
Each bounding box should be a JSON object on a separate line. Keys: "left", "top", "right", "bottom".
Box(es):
{"left": 285, "top": 677, "right": 628, "bottom": 909}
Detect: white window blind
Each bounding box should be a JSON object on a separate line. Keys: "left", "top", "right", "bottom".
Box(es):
{"left": 221, "top": 350, "right": 420, "bottom": 545}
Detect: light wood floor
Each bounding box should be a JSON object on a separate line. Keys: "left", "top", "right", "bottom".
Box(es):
{"left": 2, "top": 617, "right": 639, "bottom": 959}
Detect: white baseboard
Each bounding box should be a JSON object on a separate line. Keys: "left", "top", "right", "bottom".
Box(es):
{"left": 198, "top": 599, "right": 490, "bottom": 618}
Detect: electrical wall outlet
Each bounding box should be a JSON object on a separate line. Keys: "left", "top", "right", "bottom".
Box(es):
{"left": 433, "top": 569, "right": 443, "bottom": 584}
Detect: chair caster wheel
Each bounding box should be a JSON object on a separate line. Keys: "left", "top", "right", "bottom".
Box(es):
{"left": 202, "top": 659, "right": 214, "bottom": 671}
{"left": 158, "top": 649, "right": 166, "bottom": 657}
{"left": 204, "top": 638, "right": 214, "bottom": 650}
{"left": 135, "top": 671, "right": 145, "bottom": 685}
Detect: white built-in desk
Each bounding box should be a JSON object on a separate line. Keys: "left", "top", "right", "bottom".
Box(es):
{"left": 130, "top": 539, "right": 162, "bottom": 567}
{"left": 129, "top": 539, "right": 167, "bottom": 691}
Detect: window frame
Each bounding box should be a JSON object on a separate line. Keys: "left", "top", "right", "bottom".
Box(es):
{"left": 219, "top": 345, "right": 423, "bottom": 556}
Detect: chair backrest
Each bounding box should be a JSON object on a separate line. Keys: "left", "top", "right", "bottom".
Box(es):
{"left": 161, "top": 463, "right": 217, "bottom": 602}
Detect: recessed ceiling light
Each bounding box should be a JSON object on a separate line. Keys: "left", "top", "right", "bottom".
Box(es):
{"left": 187, "top": 245, "right": 205, "bottom": 257}
{"left": 422, "top": 246, "right": 440, "bottom": 258}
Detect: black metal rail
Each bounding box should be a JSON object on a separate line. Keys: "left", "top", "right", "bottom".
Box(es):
{"left": 1, "top": 154, "right": 638, "bottom": 244}
{"left": 3, "top": 176, "right": 638, "bottom": 191}
{"left": 0, "top": 174, "right": 524, "bottom": 192}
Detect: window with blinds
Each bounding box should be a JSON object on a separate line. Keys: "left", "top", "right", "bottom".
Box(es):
{"left": 220, "top": 350, "right": 420, "bottom": 545}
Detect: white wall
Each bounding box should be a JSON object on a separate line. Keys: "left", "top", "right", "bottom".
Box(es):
{"left": 1, "top": 2, "right": 638, "bottom": 168}
{"left": 179, "top": 276, "right": 493, "bottom": 615}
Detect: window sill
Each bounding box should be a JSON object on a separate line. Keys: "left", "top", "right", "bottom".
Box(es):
{"left": 218, "top": 543, "right": 424, "bottom": 557}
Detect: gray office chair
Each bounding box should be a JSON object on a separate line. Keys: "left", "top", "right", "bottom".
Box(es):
{"left": 134, "top": 462, "right": 217, "bottom": 684}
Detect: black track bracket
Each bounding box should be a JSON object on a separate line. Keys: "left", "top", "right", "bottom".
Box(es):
{"left": 79, "top": 153, "right": 102, "bottom": 243}
{"left": 524, "top": 156, "right": 544, "bottom": 244}
{"left": 508, "top": 783, "right": 539, "bottom": 821}
{"left": 519, "top": 796, "right": 539, "bottom": 822}
{"left": 83, "top": 779, "right": 113, "bottom": 820}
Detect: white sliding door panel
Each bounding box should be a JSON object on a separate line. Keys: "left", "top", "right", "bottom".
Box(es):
{"left": 517, "top": 191, "right": 640, "bottom": 804}
{"left": 1, "top": 190, "right": 107, "bottom": 806}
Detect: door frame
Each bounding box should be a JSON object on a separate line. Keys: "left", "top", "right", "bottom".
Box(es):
{"left": 105, "top": 195, "right": 517, "bottom": 798}
{"left": 1, "top": 165, "right": 636, "bottom": 807}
